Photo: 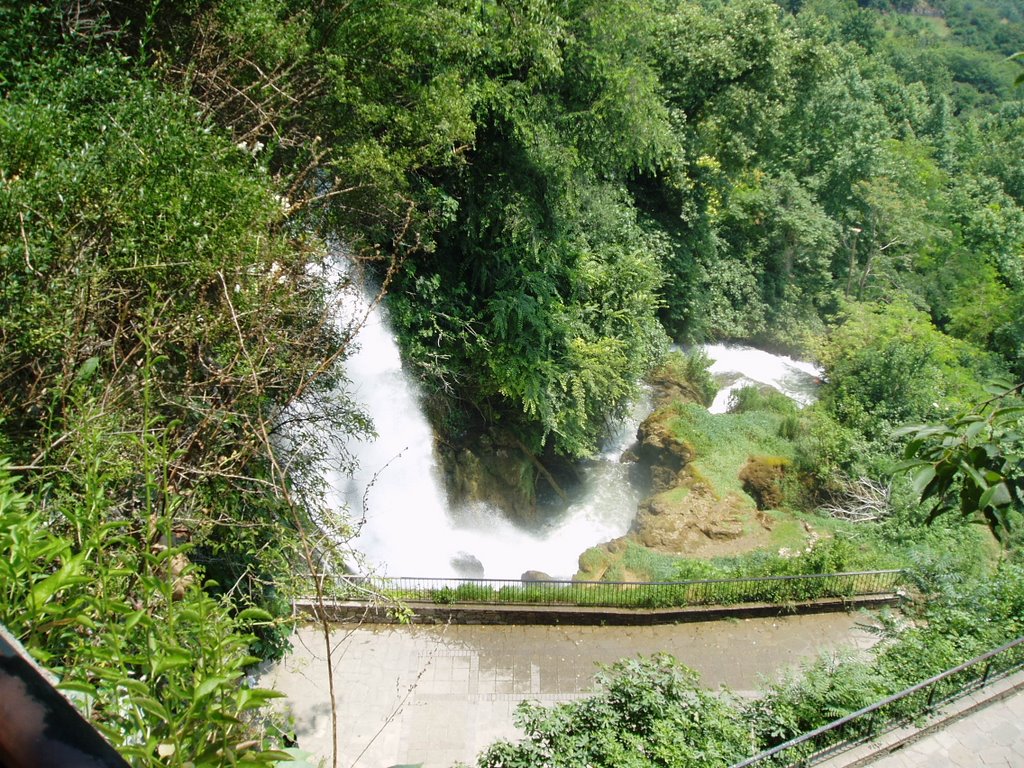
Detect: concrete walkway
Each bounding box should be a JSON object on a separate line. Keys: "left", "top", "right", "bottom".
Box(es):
{"left": 260, "top": 612, "right": 879, "bottom": 768}
{"left": 817, "top": 670, "right": 1024, "bottom": 768}
{"left": 869, "top": 690, "right": 1024, "bottom": 767}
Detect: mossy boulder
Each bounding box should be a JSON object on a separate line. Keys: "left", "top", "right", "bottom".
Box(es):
{"left": 576, "top": 538, "right": 629, "bottom": 581}
{"left": 738, "top": 455, "right": 792, "bottom": 510}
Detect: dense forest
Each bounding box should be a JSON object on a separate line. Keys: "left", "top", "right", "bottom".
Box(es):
{"left": 1, "top": 0, "right": 1023, "bottom": 765}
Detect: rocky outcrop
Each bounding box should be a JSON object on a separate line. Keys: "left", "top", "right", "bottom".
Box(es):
{"left": 631, "top": 406, "right": 694, "bottom": 493}
{"left": 576, "top": 537, "right": 630, "bottom": 581}
{"left": 450, "top": 552, "right": 485, "bottom": 578}
{"left": 631, "top": 481, "right": 750, "bottom": 552}
{"left": 646, "top": 354, "right": 715, "bottom": 408}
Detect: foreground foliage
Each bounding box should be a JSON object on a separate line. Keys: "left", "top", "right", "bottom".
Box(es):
{"left": 0, "top": 462, "right": 291, "bottom": 765}
{"left": 898, "top": 379, "right": 1024, "bottom": 542}
{"left": 475, "top": 655, "right": 751, "bottom": 768}
{"left": 0, "top": 15, "right": 357, "bottom": 764}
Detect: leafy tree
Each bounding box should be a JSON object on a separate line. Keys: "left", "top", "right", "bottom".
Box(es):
{"left": 897, "top": 379, "right": 1024, "bottom": 542}
{"left": 387, "top": 0, "right": 673, "bottom": 458}
{"left": 816, "top": 301, "right": 991, "bottom": 441}
{"left": 715, "top": 171, "right": 837, "bottom": 340}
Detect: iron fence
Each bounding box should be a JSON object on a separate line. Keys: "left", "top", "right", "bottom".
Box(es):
{"left": 332, "top": 570, "right": 904, "bottom": 610}
{"left": 730, "top": 634, "right": 1024, "bottom": 768}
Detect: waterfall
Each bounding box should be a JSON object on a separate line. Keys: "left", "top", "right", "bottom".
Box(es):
{"left": 702, "top": 343, "right": 822, "bottom": 414}
{"left": 325, "top": 281, "right": 822, "bottom": 579}
{"left": 326, "top": 286, "right": 645, "bottom": 580}
{"left": 324, "top": 282, "right": 455, "bottom": 577}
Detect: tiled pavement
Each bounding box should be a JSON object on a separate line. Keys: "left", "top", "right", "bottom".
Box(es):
{"left": 855, "top": 676, "right": 1024, "bottom": 768}
{"left": 260, "top": 612, "right": 879, "bottom": 768}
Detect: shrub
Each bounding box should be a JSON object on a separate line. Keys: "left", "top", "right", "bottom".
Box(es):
{"left": 729, "top": 385, "right": 799, "bottom": 415}
{"left": 740, "top": 455, "right": 792, "bottom": 510}
{"left": 477, "top": 655, "right": 751, "bottom": 767}
{"left": 0, "top": 461, "right": 290, "bottom": 766}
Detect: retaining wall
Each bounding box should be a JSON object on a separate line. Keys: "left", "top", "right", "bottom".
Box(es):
{"left": 295, "top": 593, "right": 902, "bottom": 626}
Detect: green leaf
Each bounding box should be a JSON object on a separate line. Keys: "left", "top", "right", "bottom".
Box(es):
{"left": 152, "top": 650, "right": 193, "bottom": 677}
{"left": 992, "top": 405, "right": 1024, "bottom": 419}
{"left": 958, "top": 460, "right": 988, "bottom": 490}
{"left": 194, "top": 674, "right": 234, "bottom": 700}
{"left": 29, "top": 553, "right": 87, "bottom": 608}
{"left": 911, "top": 465, "right": 936, "bottom": 495}
{"left": 236, "top": 607, "right": 274, "bottom": 623}
{"left": 979, "top": 483, "right": 1012, "bottom": 509}
{"left": 123, "top": 609, "right": 149, "bottom": 632}
{"left": 75, "top": 356, "right": 100, "bottom": 382}
{"left": 964, "top": 420, "right": 987, "bottom": 441}
{"left": 131, "top": 695, "right": 171, "bottom": 722}
{"left": 893, "top": 458, "right": 929, "bottom": 473}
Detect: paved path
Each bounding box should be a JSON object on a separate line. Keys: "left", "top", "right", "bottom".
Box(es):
{"left": 859, "top": 679, "right": 1024, "bottom": 768}
{"left": 260, "top": 612, "right": 879, "bottom": 768}
{"left": 811, "top": 669, "right": 1024, "bottom": 768}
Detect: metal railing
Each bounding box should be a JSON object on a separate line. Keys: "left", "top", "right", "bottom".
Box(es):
{"left": 334, "top": 570, "right": 904, "bottom": 610}
{"left": 730, "top": 635, "right": 1024, "bottom": 768}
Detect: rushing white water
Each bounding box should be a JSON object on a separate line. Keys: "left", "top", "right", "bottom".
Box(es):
{"left": 328, "top": 282, "right": 822, "bottom": 579}
{"left": 702, "top": 343, "right": 822, "bottom": 414}
{"left": 328, "top": 287, "right": 646, "bottom": 580}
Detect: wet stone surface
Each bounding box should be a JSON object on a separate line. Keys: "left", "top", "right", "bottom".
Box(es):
{"left": 261, "top": 611, "right": 879, "bottom": 768}
{"left": 864, "top": 685, "right": 1024, "bottom": 768}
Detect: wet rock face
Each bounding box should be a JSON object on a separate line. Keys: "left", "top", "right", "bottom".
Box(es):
{"left": 451, "top": 552, "right": 485, "bottom": 578}
{"left": 438, "top": 426, "right": 580, "bottom": 525}
{"left": 634, "top": 407, "right": 694, "bottom": 493}
{"left": 438, "top": 429, "right": 537, "bottom": 523}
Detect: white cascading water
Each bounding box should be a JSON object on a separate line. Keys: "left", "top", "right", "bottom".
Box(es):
{"left": 327, "top": 286, "right": 646, "bottom": 580}
{"left": 327, "top": 278, "right": 823, "bottom": 579}
{"left": 702, "top": 343, "right": 822, "bottom": 414}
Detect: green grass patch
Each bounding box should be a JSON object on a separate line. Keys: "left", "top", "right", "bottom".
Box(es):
{"left": 764, "top": 514, "right": 809, "bottom": 552}
{"left": 621, "top": 540, "right": 688, "bottom": 582}
{"left": 667, "top": 403, "right": 795, "bottom": 498}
